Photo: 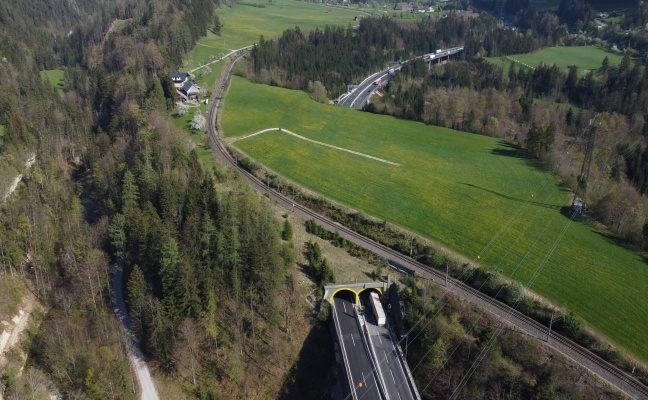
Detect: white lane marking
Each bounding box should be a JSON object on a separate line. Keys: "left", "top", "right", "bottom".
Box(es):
{"left": 390, "top": 370, "right": 396, "bottom": 385}
{"left": 378, "top": 331, "right": 383, "bottom": 344}
{"left": 343, "top": 302, "right": 347, "bottom": 313}
{"left": 351, "top": 332, "right": 356, "bottom": 347}
{"left": 397, "top": 392, "right": 403, "bottom": 400}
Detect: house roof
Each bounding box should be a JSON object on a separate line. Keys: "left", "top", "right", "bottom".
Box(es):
{"left": 181, "top": 80, "right": 200, "bottom": 94}
{"left": 172, "top": 71, "right": 189, "bottom": 82}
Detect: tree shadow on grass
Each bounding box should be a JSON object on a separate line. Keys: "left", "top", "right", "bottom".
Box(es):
{"left": 460, "top": 182, "right": 563, "bottom": 211}
{"left": 278, "top": 320, "right": 336, "bottom": 400}
{"left": 491, "top": 141, "right": 530, "bottom": 159}
{"left": 593, "top": 230, "right": 647, "bottom": 265}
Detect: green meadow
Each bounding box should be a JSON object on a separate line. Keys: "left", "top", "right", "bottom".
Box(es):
{"left": 177, "top": 0, "right": 366, "bottom": 168}
{"left": 221, "top": 77, "right": 648, "bottom": 362}
{"left": 486, "top": 46, "right": 623, "bottom": 72}
{"left": 215, "top": 0, "right": 359, "bottom": 49}
{"left": 40, "top": 69, "right": 64, "bottom": 92}
{"left": 185, "top": 0, "right": 359, "bottom": 71}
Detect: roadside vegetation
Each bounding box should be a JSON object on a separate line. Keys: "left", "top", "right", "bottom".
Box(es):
{"left": 401, "top": 277, "right": 626, "bottom": 399}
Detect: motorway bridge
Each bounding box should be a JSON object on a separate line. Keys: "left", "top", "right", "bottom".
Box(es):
{"left": 338, "top": 46, "right": 464, "bottom": 109}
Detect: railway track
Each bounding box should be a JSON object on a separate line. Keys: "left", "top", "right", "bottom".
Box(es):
{"left": 206, "top": 51, "right": 648, "bottom": 400}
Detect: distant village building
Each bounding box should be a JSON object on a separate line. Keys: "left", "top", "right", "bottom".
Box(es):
{"left": 393, "top": 3, "right": 433, "bottom": 12}
{"left": 454, "top": 10, "right": 480, "bottom": 19}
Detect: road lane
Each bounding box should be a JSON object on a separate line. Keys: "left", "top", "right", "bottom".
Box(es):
{"left": 334, "top": 297, "right": 383, "bottom": 399}
{"left": 361, "top": 296, "right": 418, "bottom": 400}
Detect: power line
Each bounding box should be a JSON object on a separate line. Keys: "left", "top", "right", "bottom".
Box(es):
{"left": 345, "top": 121, "right": 595, "bottom": 400}
{"left": 444, "top": 122, "right": 648, "bottom": 398}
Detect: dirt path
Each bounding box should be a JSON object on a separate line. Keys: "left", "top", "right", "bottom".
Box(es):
{"left": 0, "top": 299, "right": 35, "bottom": 365}
{"left": 231, "top": 127, "right": 402, "bottom": 166}
{"left": 112, "top": 260, "right": 159, "bottom": 400}
{"left": 0, "top": 290, "right": 47, "bottom": 400}
{"left": 189, "top": 44, "right": 254, "bottom": 74}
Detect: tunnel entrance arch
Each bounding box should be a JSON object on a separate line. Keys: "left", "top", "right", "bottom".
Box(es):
{"left": 330, "top": 287, "right": 359, "bottom": 304}
{"left": 324, "top": 282, "right": 387, "bottom": 305}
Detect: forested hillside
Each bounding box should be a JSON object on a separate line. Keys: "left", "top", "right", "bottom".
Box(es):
{"left": 0, "top": 0, "right": 306, "bottom": 398}
{"left": 248, "top": 14, "right": 563, "bottom": 99}
{"left": 1, "top": 0, "right": 646, "bottom": 398}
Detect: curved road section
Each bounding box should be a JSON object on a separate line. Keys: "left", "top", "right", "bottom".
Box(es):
{"left": 339, "top": 68, "right": 397, "bottom": 109}
{"left": 113, "top": 259, "right": 159, "bottom": 400}
{"left": 339, "top": 47, "right": 464, "bottom": 109}
{"left": 208, "top": 51, "right": 648, "bottom": 400}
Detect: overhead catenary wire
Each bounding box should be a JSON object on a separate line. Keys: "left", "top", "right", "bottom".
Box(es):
{"left": 344, "top": 116, "right": 648, "bottom": 400}
{"left": 443, "top": 122, "right": 648, "bottom": 399}
{"left": 358, "top": 109, "right": 648, "bottom": 399}
{"left": 347, "top": 120, "right": 595, "bottom": 400}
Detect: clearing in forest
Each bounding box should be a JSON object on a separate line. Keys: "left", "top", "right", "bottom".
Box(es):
{"left": 486, "top": 46, "right": 624, "bottom": 73}
{"left": 40, "top": 69, "right": 64, "bottom": 93}
{"left": 221, "top": 76, "right": 648, "bottom": 363}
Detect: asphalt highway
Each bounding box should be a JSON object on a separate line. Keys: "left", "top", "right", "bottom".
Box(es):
{"left": 339, "top": 68, "right": 396, "bottom": 109}
{"left": 333, "top": 297, "right": 383, "bottom": 399}
{"left": 339, "top": 47, "right": 464, "bottom": 109}
{"left": 361, "top": 305, "right": 417, "bottom": 400}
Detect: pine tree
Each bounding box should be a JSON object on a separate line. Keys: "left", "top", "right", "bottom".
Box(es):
{"left": 109, "top": 213, "right": 126, "bottom": 257}
{"left": 159, "top": 236, "right": 181, "bottom": 318}
{"left": 281, "top": 219, "right": 293, "bottom": 241}
{"left": 127, "top": 265, "right": 148, "bottom": 337}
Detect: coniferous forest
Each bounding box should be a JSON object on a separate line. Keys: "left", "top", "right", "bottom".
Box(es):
{"left": 0, "top": 0, "right": 299, "bottom": 398}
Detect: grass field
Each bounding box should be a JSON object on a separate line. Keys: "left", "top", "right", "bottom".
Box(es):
{"left": 216, "top": 0, "right": 359, "bottom": 49}
{"left": 486, "top": 46, "right": 624, "bottom": 73}
{"left": 185, "top": 0, "right": 359, "bottom": 71}
{"left": 221, "top": 77, "right": 648, "bottom": 362}
{"left": 40, "top": 69, "right": 64, "bottom": 93}
{"left": 177, "top": 0, "right": 366, "bottom": 168}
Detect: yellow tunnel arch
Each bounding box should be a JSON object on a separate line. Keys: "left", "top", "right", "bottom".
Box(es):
{"left": 358, "top": 287, "right": 382, "bottom": 297}
{"left": 328, "top": 287, "right": 383, "bottom": 305}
